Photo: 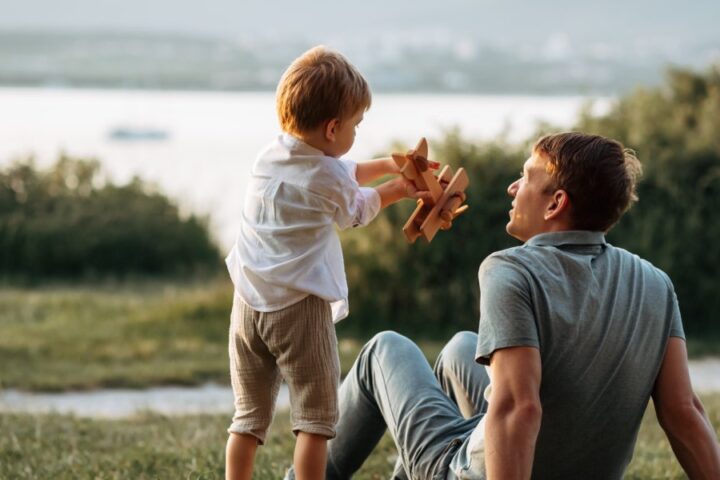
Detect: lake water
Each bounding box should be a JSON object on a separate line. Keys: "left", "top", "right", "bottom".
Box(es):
{"left": 1, "top": 359, "right": 718, "bottom": 419}
{"left": 0, "top": 87, "right": 610, "bottom": 249}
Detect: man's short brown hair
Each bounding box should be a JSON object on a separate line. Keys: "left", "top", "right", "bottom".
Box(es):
{"left": 276, "top": 46, "right": 371, "bottom": 135}
{"left": 534, "top": 132, "right": 642, "bottom": 232}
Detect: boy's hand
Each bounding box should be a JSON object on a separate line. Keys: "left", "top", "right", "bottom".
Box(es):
{"left": 426, "top": 159, "right": 441, "bottom": 171}
{"left": 402, "top": 178, "right": 434, "bottom": 203}
{"left": 387, "top": 157, "right": 440, "bottom": 174}
{"left": 377, "top": 176, "right": 433, "bottom": 209}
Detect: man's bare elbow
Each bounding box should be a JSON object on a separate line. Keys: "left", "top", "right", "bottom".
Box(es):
{"left": 523, "top": 400, "right": 543, "bottom": 425}
{"left": 656, "top": 397, "right": 702, "bottom": 433}
{"left": 493, "top": 393, "right": 541, "bottom": 415}
{"left": 692, "top": 394, "right": 708, "bottom": 416}
{"left": 490, "top": 394, "right": 543, "bottom": 429}
{"left": 508, "top": 399, "right": 543, "bottom": 430}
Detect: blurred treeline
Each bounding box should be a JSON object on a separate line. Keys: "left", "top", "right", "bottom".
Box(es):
{"left": 0, "top": 156, "right": 220, "bottom": 279}
{"left": 341, "top": 65, "right": 720, "bottom": 338}
{"left": 576, "top": 66, "right": 720, "bottom": 335}
{"left": 1, "top": 65, "right": 718, "bottom": 338}
{"left": 342, "top": 134, "right": 522, "bottom": 337}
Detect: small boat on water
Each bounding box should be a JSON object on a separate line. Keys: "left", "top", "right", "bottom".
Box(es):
{"left": 108, "top": 126, "right": 170, "bottom": 141}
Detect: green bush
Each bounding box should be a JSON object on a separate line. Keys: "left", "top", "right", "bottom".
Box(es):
{"left": 577, "top": 65, "right": 720, "bottom": 334}
{"left": 0, "top": 156, "right": 221, "bottom": 278}
{"left": 341, "top": 65, "right": 720, "bottom": 338}
{"left": 341, "top": 131, "right": 525, "bottom": 337}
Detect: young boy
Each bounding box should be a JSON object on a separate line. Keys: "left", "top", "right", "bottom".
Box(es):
{"left": 224, "top": 46, "right": 431, "bottom": 479}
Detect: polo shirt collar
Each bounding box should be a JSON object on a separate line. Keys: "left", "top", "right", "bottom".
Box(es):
{"left": 526, "top": 230, "right": 607, "bottom": 247}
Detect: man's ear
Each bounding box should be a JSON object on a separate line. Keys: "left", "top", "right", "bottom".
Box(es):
{"left": 545, "top": 189, "right": 570, "bottom": 220}
{"left": 324, "top": 118, "right": 340, "bottom": 142}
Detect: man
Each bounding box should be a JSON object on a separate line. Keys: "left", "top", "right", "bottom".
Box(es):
{"left": 287, "top": 132, "right": 720, "bottom": 479}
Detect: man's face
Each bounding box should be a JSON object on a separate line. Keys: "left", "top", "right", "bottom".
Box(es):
{"left": 506, "top": 152, "right": 556, "bottom": 242}
{"left": 326, "top": 108, "right": 364, "bottom": 158}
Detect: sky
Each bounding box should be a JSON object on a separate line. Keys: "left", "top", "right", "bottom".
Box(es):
{"left": 3, "top": 0, "right": 719, "bottom": 48}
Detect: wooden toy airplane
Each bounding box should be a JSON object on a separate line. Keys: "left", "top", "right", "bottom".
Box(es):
{"left": 392, "top": 138, "right": 469, "bottom": 243}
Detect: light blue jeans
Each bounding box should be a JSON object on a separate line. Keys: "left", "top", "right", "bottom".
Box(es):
{"left": 286, "top": 330, "right": 489, "bottom": 479}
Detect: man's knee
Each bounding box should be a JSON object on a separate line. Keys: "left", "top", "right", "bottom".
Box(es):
{"left": 444, "top": 331, "right": 477, "bottom": 359}
{"left": 363, "top": 330, "right": 421, "bottom": 362}
{"left": 368, "top": 330, "right": 410, "bottom": 349}
{"left": 435, "top": 331, "right": 477, "bottom": 372}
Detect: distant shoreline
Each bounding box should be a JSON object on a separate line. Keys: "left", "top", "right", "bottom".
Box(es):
{"left": 2, "top": 358, "right": 719, "bottom": 418}
{"left": 0, "top": 83, "right": 616, "bottom": 97}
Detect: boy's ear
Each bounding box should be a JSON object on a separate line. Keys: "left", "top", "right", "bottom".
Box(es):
{"left": 544, "top": 189, "right": 570, "bottom": 221}
{"left": 324, "top": 118, "right": 340, "bottom": 142}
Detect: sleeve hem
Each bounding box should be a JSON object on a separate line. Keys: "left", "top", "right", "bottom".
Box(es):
{"left": 475, "top": 337, "right": 540, "bottom": 364}
{"left": 352, "top": 187, "right": 381, "bottom": 227}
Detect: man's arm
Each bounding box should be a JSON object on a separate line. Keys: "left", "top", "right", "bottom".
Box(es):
{"left": 652, "top": 337, "right": 720, "bottom": 479}
{"left": 485, "top": 346, "right": 542, "bottom": 480}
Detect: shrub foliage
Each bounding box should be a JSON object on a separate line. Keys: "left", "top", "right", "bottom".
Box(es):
{"left": 341, "top": 65, "right": 720, "bottom": 337}
{"left": 0, "top": 156, "right": 221, "bottom": 278}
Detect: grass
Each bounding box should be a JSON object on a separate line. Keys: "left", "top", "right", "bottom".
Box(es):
{"left": 1, "top": 281, "right": 719, "bottom": 478}
{"left": 0, "top": 280, "right": 451, "bottom": 392}
{"left": 0, "top": 279, "right": 718, "bottom": 391}
{"left": 0, "top": 410, "right": 398, "bottom": 479}
{"left": 2, "top": 394, "right": 719, "bottom": 479}
{"left": 625, "top": 392, "right": 720, "bottom": 478}
{"left": 0, "top": 279, "right": 234, "bottom": 391}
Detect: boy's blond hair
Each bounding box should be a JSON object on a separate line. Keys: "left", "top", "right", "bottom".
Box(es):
{"left": 276, "top": 45, "right": 371, "bottom": 136}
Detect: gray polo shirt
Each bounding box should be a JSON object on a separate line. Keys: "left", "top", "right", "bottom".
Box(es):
{"left": 473, "top": 231, "right": 684, "bottom": 479}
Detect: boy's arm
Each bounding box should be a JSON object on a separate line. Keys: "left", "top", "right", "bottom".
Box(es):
{"left": 355, "top": 158, "right": 397, "bottom": 185}
{"left": 355, "top": 158, "right": 440, "bottom": 185}
{"left": 652, "top": 337, "right": 720, "bottom": 479}
{"left": 375, "top": 177, "right": 433, "bottom": 209}
{"left": 332, "top": 159, "right": 436, "bottom": 229}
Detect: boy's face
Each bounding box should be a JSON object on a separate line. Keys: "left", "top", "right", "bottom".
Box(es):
{"left": 325, "top": 109, "right": 364, "bottom": 158}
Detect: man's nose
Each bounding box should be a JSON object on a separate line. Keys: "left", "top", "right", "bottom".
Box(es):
{"left": 507, "top": 179, "right": 519, "bottom": 197}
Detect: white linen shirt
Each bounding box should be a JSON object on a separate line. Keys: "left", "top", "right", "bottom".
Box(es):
{"left": 225, "top": 133, "right": 381, "bottom": 322}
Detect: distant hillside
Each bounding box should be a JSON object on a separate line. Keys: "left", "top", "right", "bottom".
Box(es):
{"left": 2, "top": 0, "right": 719, "bottom": 48}
{"left": 0, "top": 30, "right": 718, "bottom": 94}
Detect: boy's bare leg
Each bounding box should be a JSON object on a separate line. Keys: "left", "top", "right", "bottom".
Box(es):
{"left": 294, "top": 432, "right": 328, "bottom": 479}
{"left": 225, "top": 433, "right": 258, "bottom": 480}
